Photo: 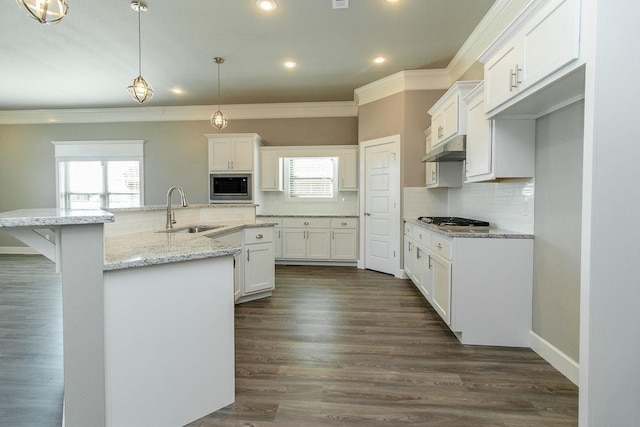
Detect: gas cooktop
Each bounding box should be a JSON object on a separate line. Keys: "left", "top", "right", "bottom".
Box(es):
{"left": 418, "top": 216, "right": 490, "bottom": 228}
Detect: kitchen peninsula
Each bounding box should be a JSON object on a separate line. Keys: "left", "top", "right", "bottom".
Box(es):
{"left": 0, "top": 205, "right": 275, "bottom": 427}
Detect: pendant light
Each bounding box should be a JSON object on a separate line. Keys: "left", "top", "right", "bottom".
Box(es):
{"left": 210, "top": 57, "right": 228, "bottom": 130}
{"left": 127, "top": 1, "right": 154, "bottom": 103}
{"left": 18, "top": 0, "right": 69, "bottom": 24}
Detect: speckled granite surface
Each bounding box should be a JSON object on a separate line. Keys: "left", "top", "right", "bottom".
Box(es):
{"left": 257, "top": 214, "right": 358, "bottom": 218}
{"left": 107, "top": 203, "right": 257, "bottom": 213}
{"left": 104, "top": 220, "right": 277, "bottom": 271}
{"left": 404, "top": 219, "right": 533, "bottom": 239}
{"left": 0, "top": 208, "right": 114, "bottom": 227}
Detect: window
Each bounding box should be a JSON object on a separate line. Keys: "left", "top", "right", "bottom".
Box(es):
{"left": 284, "top": 157, "right": 337, "bottom": 201}
{"left": 52, "top": 140, "right": 144, "bottom": 209}
{"left": 58, "top": 160, "right": 141, "bottom": 209}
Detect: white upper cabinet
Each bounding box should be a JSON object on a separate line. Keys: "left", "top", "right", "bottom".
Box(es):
{"left": 481, "top": 0, "right": 582, "bottom": 115}
{"left": 424, "top": 127, "right": 462, "bottom": 189}
{"left": 207, "top": 134, "right": 261, "bottom": 172}
{"left": 260, "top": 149, "right": 283, "bottom": 191}
{"left": 338, "top": 149, "right": 358, "bottom": 191}
{"left": 464, "top": 83, "right": 535, "bottom": 183}
{"left": 427, "top": 81, "right": 481, "bottom": 148}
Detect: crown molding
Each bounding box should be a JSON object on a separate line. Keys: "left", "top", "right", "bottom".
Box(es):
{"left": 0, "top": 101, "right": 358, "bottom": 125}
{"left": 447, "top": 0, "right": 530, "bottom": 81}
{"left": 354, "top": 69, "right": 450, "bottom": 106}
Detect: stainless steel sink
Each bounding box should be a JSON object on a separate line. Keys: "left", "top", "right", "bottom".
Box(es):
{"left": 162, "top": 225, "right": 224, "bottom": 234}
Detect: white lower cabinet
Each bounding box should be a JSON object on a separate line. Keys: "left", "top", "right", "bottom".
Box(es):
{"left": 277, "top": 217, "right": 358, "bottom": 263}
{"left": 404, "top": 221, "right": 533, "bottom": 347}
{"left": 216, "top": 227, "right": 275, "bottom": 304}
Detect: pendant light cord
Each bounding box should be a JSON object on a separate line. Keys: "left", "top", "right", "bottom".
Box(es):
{"left": 137, "top": 4, "right": 142, "bottom": 77}
{"left": 217, "top": 62, "right": 222, "bottom": 109}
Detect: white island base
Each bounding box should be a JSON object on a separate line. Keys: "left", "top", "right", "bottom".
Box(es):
{"left": 104, "top": 256, "right": 234, "bottom": 427}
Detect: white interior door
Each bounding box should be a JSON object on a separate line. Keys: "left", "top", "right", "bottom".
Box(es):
{"left": 362, "top": 138, "right": 400, "bottom": 276}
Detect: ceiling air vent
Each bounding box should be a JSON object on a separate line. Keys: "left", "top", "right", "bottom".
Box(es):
{"left": 332, "top": 0, "right": 348, "bottom": 9}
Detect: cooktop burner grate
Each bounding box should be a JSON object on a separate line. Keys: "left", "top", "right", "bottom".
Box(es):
{"left": 418, "top": 216, "right": 490, "bottom": 227}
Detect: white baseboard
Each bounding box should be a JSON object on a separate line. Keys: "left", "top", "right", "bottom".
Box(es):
{"left": 530, "top": 331, "right": 579, "bottom": 386}
{"left": 0, "top": 246, "right": 39, "bottom": 255}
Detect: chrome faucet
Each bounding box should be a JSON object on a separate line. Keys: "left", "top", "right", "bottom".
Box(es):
{"left": 166, "top": 186, "right": 188, "bottom": 229}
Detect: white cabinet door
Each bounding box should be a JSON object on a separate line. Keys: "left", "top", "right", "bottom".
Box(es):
{"left": 404, "top": 237, "right": 414, "bottom": 281}
{"left": 418, "top": 247, "right": 433, "bottom": 304}
{"left": 209, "top": 139, "right": 233, "bottom": 171}
{"left": 441, "top": 95, "right": 460, "bottom": 142}
{"left": 306, "top": 229, "right": 330, "bottom": 259}
{"left": 229, "top": 139, "right": 253, "bottom": 171}
{"left": 244, "top": 242, "right": 275, "bottom": 294}
{"left": 430, "top": 253, "right": 452, "bottom": 326}
{"left": 465, "top": 91, "right": 492, "bottom": 179}
{"left": 484, "top": 40, "right": 521, "bottom": 112}
{"left": 282, "top": 229, "right": 306, "bottom": 258}
{"left": 520, "top": 0, "right": 580, "bottom": 90}
{"left": 331, "top": 229, "right": 357, "bottom": 260}
{"left": 260, "top": 150, "right": 282, "bottom": 191}
{"left": 338, "top": 150, "right": 358, "bottom": 191}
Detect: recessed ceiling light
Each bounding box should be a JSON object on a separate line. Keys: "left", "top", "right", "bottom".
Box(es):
{"left": 171, "top": 88, "right": 184, "bottom": 95}
{"left": 371, "top": 56, "right": 388, "bottom": 65}
{"left": 256, "top": 0, "right": 277, "bottom": 11}
{"left": 384, "top": 0, "right": 401, "bottom": 3}
{"left": 283, "top": 60, "right": 297, "bottom": 69}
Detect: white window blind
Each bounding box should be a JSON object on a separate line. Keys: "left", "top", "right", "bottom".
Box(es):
{"left": 286, "top": 157, "right": 336, "bottom": 199}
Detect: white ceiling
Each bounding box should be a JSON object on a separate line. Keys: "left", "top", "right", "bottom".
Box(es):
{"left": 0, "top": 0, "right": 495, "bottom": 110}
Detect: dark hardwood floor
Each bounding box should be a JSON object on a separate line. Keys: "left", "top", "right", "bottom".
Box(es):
{"left": 0, "top": 255, "right": 63, "bottom": 427}
{"left": 191, "top": 265, "right": 578, "bottom": 426}
{"left": 0, "top": 256, "right": 578, "bottom": 426}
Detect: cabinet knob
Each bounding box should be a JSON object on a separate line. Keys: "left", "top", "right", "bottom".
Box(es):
{"left": 437, "top": 243, "right": 443, "bottom": 249}
{"left": 341, "top": 222, "right": 347, "bottom": 226}
{"left": 304, "top": 221, "right": 309, "bottom": 225}
{"left": 255, "top": 233, "right": 263, "bottom": 239}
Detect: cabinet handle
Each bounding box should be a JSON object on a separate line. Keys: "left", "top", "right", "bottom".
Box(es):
{"left": 509, "top": 69, "right": 517, "bottom": 91}
{"left": 247, "top": 249, "right": 250, "bottom": 262}
{"left": 416, "top": 247, "right": 421, "bottom": 260}
{"left": 436, "top": 243, "right": 443, "bottom": 249}
{"left": 332, "top": 231, "right": 335, "bottom": 239}
{"left": 230, "top": 160, "right": 234, "bottom": 169}
{"left": 515, "top": 64, "right": 522, "bottom": 86}
{"left": 304, "top": 221, "right": 309, "bottom": 225}
{"left": 419, "top": 233, "right": 422, "bottom": 239}
{"left": 408, "top": 242, "right": 412, "bottom": 252}
{"left": 428, "top": 254, "right": 432, "bottom": 269}
{"left": 255, "top": 233, "right": 263, "bottom": 239}
{"left": 432, "top": 170, "right": 436, "bottom": 180}
{"left": 438, "top": 126, "right": 443, "bottom": 139}
{"left": 278, "top": 230, "right": 281, "bottom": 238}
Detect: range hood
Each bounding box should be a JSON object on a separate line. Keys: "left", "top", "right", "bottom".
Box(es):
{"left": 421, "top": 135, "right": 466, "bottom": 162}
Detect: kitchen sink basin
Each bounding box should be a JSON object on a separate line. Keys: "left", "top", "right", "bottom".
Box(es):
{"left": 162, "top": 225, "right": 224, "bottom": 234}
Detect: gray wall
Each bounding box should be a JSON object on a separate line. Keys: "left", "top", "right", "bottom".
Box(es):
{"left": 0, "top": 117, "right": 357, "bottom": 247}
{"left": 533, "top": 101, "right": 584, "bottom": 361}
{"left": 358, "top": 90, "right": 446, "bottom": 188}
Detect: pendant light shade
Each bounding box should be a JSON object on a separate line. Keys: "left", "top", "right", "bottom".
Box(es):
{"left": 210, "top": 57, "right": 228, "bottom": 130}
{"left": 19, "top": 0, "right": 68, "bottom": 24}
{"left": 127, "top": 1, "right": 153, "bottom": 104}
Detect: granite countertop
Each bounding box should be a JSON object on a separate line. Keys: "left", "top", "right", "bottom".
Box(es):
{"left": 0, "top": 208, "right": 114, "bottom": 227}
{"left": 257, "top": 214, "right": 359, "bottom": 218}
{"left": 404, "top": 218, "right": 533, "bottom": 239}
{"left": 104, "top": 220, "right": 277, "bottom": 271}
{"left": 107, "top": 203, "right": 258, "bottom": 213}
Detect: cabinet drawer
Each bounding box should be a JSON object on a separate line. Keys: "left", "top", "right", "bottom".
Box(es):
{"left": 330, "top": 218, "right": 357, "bottom": 229}
{"left": 243, "top": 227, "right": 273, "bottom": 244}
{"left": 261, "top": 217, "right": 282, "bottom": 227}
{"left": 430, "top": 234, "right": 452, "bottom": 260}
{"left": 282, "top": 217, "right": 331, "bottom": 228}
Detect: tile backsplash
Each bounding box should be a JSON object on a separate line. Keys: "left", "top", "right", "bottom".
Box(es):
{"left": 404, "top": 178, "right": 535, "bottom": 233}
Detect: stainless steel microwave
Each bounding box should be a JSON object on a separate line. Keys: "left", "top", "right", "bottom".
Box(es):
{"left": 209, "top": 174, "right": 252, "bottom": 202}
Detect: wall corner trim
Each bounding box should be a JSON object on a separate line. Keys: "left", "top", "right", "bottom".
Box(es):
{"left": 354, "top": 70, "right": 450, "bottom": 106}
{"left": 530, "top": 331, "right": 580, "bottom": 386}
